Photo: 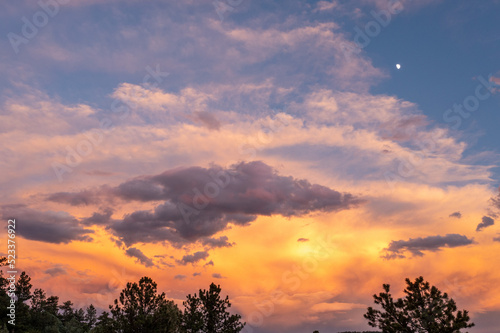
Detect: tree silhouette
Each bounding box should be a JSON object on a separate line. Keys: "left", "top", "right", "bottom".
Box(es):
{"left": 92, "top": 311, "right": 115, "bottom": 333}
{"left": 12, "top": 271, "right": 33, "bottom": 332}
{"left": 30, "top": 288, "right": 64, "bottom": 332}
{"left": 84, "top": 304, "right": 97, "bottom": 331}
{"left": 110, "top": 276, "right": 181, "bottom": 333}
{"left": 0, "top": 257, "right": 10, "bottom": 331}
{"left": 0, "top": 269, "right": 245, "bottom": 333}
{"left": 364, "top": 276, "right": 474, "bottom": 333}
{"left": 181, "top": 282, "right": 245, "bottom": 333}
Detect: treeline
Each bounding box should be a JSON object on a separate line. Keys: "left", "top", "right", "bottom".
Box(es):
{"left": 0, "top": 260, "right": 245, "bottom": 332}
{"left": 1, "top": 256, "right": 476, "bottom": 333}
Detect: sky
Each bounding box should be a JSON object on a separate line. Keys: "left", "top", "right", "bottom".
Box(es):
{"left": 1, "top": 0, "right": 500, "bottom": 332}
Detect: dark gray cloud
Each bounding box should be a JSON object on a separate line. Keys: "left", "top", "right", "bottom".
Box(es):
{"left": 80, "top": 282, "right": 118, "bottom": 295}
{"left": 43, "top": 161, "right": 362, "bottom": 247}
{"left": 81, "top": 208, "right": 114, "bottom": 226}
{"left": 297, "top": 238, "right": 309, "bottom": 242}
{"left": 44, "top": 266, "right": 67, "bottom": 277}
{"left": 204, "top": 260, "right": 214, "bottom": 267}
{"left": 125, "top": 247, "right": 155, "bottom": 267}
{"left": 383, "top": 234, "right": 474, "bottom": 259}
{"left": 193, "top": 272, "right": 201, "bottom": 277}
{"left": 177, "top": 251, "right": 209, "bottom": 265}
{"left": 449, "top": 211, "right": 462, "bottom": 218}
{"left": 476, "top": 216, "right": 495, "bottom": 232}
{"left": 174, "top": 274, "right": 187, "bottom": 280}
{"left": 101, "top": 161, "right": 362, "bottom": 246}
{"left": 1, "top": 205, "right": 93, "bottom": 244}
{"left": 202, "top": 236, "right": 234, "bottom": 248}
{"left": 46, "top": 190, "right": 101, "bottom": 206}
{"left": 212, "top": 273, "right": 224, "bottom": 279}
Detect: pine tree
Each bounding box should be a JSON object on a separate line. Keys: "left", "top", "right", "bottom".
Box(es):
{"left": 365, "top": 276, "right": 474, "bottom": 333}
{"left": 181, "top": 283, "right": 245, "bottom": 333}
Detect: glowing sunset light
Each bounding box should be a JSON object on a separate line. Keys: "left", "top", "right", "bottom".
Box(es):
{"left": 1, "top": 0, "right": 500, "bottom": 332}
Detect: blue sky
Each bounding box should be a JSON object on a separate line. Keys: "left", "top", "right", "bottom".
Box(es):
{"left": 1, "top": 1, "right": 500, "bottom": 332}
{"left": 364, "top": 1, "right": 500, "bottom": 177}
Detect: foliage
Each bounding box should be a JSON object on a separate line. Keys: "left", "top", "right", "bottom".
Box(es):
{"left": 181, "top": 282, "right": 245, "bottom": 333}
{"left": 110, "top": 276, "right": 181, "bottom": 333}
{"left": 0, "top": 260, "right": 246, "bottom": 333}
{"left": 364, "top": 276, "right": 474, "bottom": 333}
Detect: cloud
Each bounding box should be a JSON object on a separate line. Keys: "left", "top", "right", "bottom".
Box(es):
{"left": 202, "top": 236, "right": 235, "bottom": 248}
{"left": 52, "top": 161, "right": 361, "bottom": 247}
{"left": 362, "top": 0, "right": 440, "bottom": 12}
{"left": 176, "top": 251, "right": 209, "bottom": 266}
{"left": 297, "top": 238, "right": 309, "bottom": 242}
{"left": 0, "top": 205, "right": 93, "bottom": 244}
{"left": 490, "top": 75, "right": 500, "bottom": 86}
{"left": 219, "top": 21, "right": 384, "bottom": 91}
{"left": 314, "top": 1, "right": 338, "bottom": 12}
{"left": 212, "top": 273, "right": 224, "bottom": 279}
{"left": 174, "top": 274, "right": 187, "bottom": 280}
{"left": 310, "top": 302, "right": 365, "bottom": 313}
{"left": 449, "top": 211, "right": 462, "bottom": 218}
{"left": 112, "top": 161, "right": 362, "bottom": 215}
{"left": 44, "top": 266, "right": 67, "bottom": 277}
{"left": 125, "top": 247, "right": 155, "bottom": 267}
{"left": 204, "top": 260, "right": 214, "bottom": 267}
{"left": 383, "top": 234, "right": 475, "bottom": 259}
{"left": 80, "top": 281, "right": 118, "bottom": 295}
{"left": 189, "top": 111, "right": 221, "bottom": 131}
{"left": 489, "top": 74, "right": 500, "bottom": 93}
{"left": 81, "top": 208, "right": 114, "bottom": 226}
{"left": 477, "top": 216, "right": 495, "bottom": 232}
{"left": 193, "top": 272, "right": 201, "bottom": 277}
{"left": 46, "top": 190, "right": 101, "bottom": 206}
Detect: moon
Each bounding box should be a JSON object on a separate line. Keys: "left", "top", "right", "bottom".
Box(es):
{"left": 396, "top": 64, "right": 401, "bottom": 69}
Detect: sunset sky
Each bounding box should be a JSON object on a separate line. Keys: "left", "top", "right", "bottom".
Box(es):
{"left": 1, "top": 0, "right": 500, "bottom": 332}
